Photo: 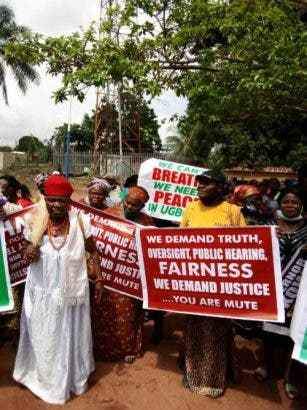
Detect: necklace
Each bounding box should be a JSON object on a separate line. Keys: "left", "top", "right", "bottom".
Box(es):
{"left": 47, "top": 219, "right": 70, "bottom": 251}
{"left": 279, "top": 221, "right": 304, "bottom": 235}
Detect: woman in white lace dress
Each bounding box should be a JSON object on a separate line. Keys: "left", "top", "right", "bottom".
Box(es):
{"left": 13, "top": 175, "right": 103, "bottom": 405}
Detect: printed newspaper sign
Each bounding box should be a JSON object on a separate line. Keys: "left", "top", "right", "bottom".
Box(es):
{"left": 137, "top": 226, "right": 284, "bottom": 321}
{"left": 4, "top": 206, "right": 36, "bottom": 286}
{"left": 138, "top": 158, "right": 208, "bottom": 223}
{"left": 71, "top": 201, "right": 142, "bottom": 299}
{"left": 0, "top": 222, "right": 14, "bottom": 312}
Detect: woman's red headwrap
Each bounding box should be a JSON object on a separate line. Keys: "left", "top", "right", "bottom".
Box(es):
{"left": 230, "top": 184, "right": 260, "bottom": 205}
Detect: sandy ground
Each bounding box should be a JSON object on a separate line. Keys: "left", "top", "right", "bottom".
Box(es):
{"left": 1, "top": 315, "right": 306, "bottom": 410}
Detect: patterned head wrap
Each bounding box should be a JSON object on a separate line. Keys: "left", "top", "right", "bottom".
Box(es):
{"left": 127, "top": 186, "right": 149, "bottom": 204}
{"left": 231, "top": 184, "right": 260, "bottom": 205}
{"left": 87, "top": 178, "right": 112, "bottom": 193}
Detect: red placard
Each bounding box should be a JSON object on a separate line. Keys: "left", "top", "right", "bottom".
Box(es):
{"left": 137, "top": 226, "right": 284, "bottom": 322}
{"left": 71, "top": 201, "right": 142, "bottom": 299}
{"left": 4, "top": 206, "right": 36, "bottom": 286}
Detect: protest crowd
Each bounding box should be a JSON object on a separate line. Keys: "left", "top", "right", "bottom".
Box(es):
{"left": 0, "top": 162, "right": 307, "bottom": 405}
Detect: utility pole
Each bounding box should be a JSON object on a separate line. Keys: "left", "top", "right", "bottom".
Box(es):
{"left": 118, "top": 85, "right": 123, "bottom": 160}
{"left": 63, "top": 96, "right": 72, "bottom": 177}
{"left": 93, "top": 0, "right": 117, "bottom": 175}
{"left": 114, "top": 2, "right": 124, "bottom": 165}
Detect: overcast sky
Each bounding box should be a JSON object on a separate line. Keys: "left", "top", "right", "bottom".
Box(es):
{"left": 0, "top": 0, "right": 186, "bottom": 147}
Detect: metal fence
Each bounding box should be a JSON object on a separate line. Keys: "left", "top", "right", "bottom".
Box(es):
{"left": 1, "top": 150, "right": 51, "bottom": 170}
{"left": 52, "top": 148, "right": 92, "bottom": 175}
{"left": 99, "top": 152, "right": 173, "bottom": 180}
{"left": 52, "top": 148, "right": 173, "bottom": 180}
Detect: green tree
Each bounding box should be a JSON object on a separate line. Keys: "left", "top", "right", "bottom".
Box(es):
{"left": 169, "top": 0, "right": 307, "bottom": 169}
{"left": 50, "top": 114, "right": 94, "bottom": 151}
{"left": 0, "top": 5, "right": 39, "bottom": 104}
{"left": 121, "top": 93, "right": 161, "bottom": 152}
{"left": 0, "top": 145, "right": 12, "bottom": 152}
{"left": 15, "top": 135, "right": 46, "bottom": 160}
{"left": 6, "top": 1, "right": 307, "bottom": 167}
{"left": 139, "top": 103, "right": 161, "bottom": 152}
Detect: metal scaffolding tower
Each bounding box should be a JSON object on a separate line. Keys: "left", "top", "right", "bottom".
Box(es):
{"left": 93, "top": 0, "right": 141, "bottom": 174}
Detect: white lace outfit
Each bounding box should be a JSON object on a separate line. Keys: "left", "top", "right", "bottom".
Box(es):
{"left": 13, "top": 213, "right": 95, "bottom": 405}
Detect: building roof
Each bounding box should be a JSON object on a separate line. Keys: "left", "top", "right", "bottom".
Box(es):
{"left": 225, "top": 166, "right": 295, "bottom": 174}
{"left": 224, "top": 166, "right": 297, "bottom": 181}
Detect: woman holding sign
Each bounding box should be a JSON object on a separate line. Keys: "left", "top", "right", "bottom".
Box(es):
{"left": 0, "top": 175, "right": 30, "bottom": 346}
{"left": 89, "top": 183, "right": 150, "bottom": 363}
{"left": 84, "top": 177, "right": 128, "bottom": 362}
{"left": 259, "top": 188, "right": 307, "bottom": 399}
{"left": 13, "top": 175, "right": 103, "bottom": 405}
{"left": 180, "top": 170, "right": 246, "bottom": 398}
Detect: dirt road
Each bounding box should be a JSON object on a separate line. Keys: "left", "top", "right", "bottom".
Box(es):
{"left": 1, "top": 316, "right": 305, "bottom": 410}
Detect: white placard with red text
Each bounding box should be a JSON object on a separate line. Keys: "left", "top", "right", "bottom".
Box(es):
{"left": 138, "top": 158, "right": 208, "bottom": 222}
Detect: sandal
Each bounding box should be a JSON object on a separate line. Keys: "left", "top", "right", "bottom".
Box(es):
{"left": 124, "top": 355, "right": 136, "bottom": 364}
{"left": 182, "top": 375, "right": 189, "bottom": 389}
{"left": 254, "top": 367, "right": 268, "bottom": 382}
{"left": 284, "top": 383, "right": 299, "bottom": 400}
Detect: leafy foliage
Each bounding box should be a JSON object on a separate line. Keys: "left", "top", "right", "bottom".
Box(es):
{"left": 121, "top": 93, "right": 161, "bottom": 152}
{"left": 0, "top": 145, "right": 12, "bottom": 152}
{"left": 0, "top": 4, "right": 39, "bottom": 104}
{"left": 15, "top": 134, "right": 46, "bottom": 156}
{"left": 5, "top": 0, "right": 307, "bottom": 167}
{"left": 50, "top": 114, "right": 94, "bottom": 151}
{"left": 172, "top": 1, "right": 307, "bottom": 169}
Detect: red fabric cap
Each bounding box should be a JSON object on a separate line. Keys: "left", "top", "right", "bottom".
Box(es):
{"left": 44, "top": 175, "right": 73, "bottom": 198}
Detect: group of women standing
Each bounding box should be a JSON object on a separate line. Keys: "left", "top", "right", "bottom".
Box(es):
{"left": 1, "top": 171, "right": 306, "bottom": 404}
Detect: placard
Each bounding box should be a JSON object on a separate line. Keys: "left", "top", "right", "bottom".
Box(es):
{"left": 0, "top": 223, "right": 14, "bottom": 312}
{"left": 4, "top": 206, "right": 36, "bottom": 286}
{"left": 137, "top": 226, "right": 284, "bottom": 321}
{"left": 138, "top": 158, "right": 208, "bottom": 222}
{"left": 71, "top": 201, "right": 142, "bottom": 299}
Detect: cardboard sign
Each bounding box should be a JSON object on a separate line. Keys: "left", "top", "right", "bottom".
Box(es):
{"left": 137, "top": 226, "right": 284, "bottom": 321}
{"left": 138, "top": 158, "right": 208, "bottom": 222}
{"left": 71, "top": 201, "right": 142, "bottom": 299}
{"left": 0, "top": 223, "right": 14, "bottom": 312}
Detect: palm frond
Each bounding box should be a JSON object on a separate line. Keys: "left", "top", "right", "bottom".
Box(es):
{"left": 0, "top": 22, "right": 28, "bottom": 41}
{"left": 9, "top": 58, "right": 39, "bottom": 83}
{"left": 0, "top": 4, "right": 39, "bottom": 102}
{"left": 11, "top": 64, "right": 27, "bottom": 93}
{"left": 9, "top": 62, "right": 39, "bottom": 93}
{"left": 0, "top": 6, "right": 14, "bottom": 26}
{"left": 0, "top": 62, "right": 8, "bottom": 104}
